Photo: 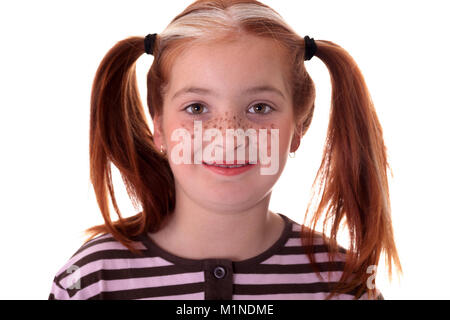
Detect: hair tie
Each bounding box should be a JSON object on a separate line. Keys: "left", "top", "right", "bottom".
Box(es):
{"left": 144, "top": 33, "right": 158, "bottom": 55}
{"left": 304, "top": 36, "right": 317, "bottom": 61}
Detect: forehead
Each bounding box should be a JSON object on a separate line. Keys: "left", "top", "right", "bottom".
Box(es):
{"left": 166, "top": 35, "right": 291, "bottom": 98}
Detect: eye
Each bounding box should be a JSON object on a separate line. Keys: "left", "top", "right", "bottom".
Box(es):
{"left": 183, "top": 103, "right": 208, "bottom": 116}
{"left": 248, "top": 103, "right": 274, "bottom": 115}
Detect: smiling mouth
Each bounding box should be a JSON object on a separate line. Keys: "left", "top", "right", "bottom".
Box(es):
{"left": 202, "top": 161, "right": 254, "bottom": 168}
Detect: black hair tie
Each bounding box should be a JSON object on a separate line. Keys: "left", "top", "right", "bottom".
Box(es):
{"left": 144, "top": 33, "right": 157, "bottom": 55}
{"left": 304, "top": 36, "right": 317, "bottom": 61}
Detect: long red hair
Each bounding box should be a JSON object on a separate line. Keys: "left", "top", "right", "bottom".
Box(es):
{"left": 85, "top": 0, "right": 402, "bottom": 299}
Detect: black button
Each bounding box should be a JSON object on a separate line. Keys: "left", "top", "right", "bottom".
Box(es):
{"left": 213, "top": 266, "right": 226, "bottom": 279}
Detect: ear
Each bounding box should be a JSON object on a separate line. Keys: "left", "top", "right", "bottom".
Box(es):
{"left": 152, "top": 113, "right": 165, "bottom": 150}
{"left": 290, "top": 123, "right": 303, "bottom": 153}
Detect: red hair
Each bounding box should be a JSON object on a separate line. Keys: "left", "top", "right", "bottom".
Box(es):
{"left": 84, "top": 0, "right": 402, "bottom": 299}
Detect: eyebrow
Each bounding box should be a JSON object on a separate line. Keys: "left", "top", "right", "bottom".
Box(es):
{"left": 170, "top": 85, "right": 286, "bottom": 101}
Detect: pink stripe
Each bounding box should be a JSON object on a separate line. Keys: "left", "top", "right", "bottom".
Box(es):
{"left": 88, "top": 234, "right": 115, "bottom": 242}
{"left": 234, "top": 271, "right": 344, "bottom": 284}
{"left": 233, "top": 292, "right": 357, "bottom": 300}
{"left": 284, "top": 237, "right": 326, "bottom": 246}
{"left": 73, "top": 271, "right": 205, "bottom": 299}
{"left": 60, "top": 256, "right": 174, "bottom": 288}
{"left": 138, "top": 292, "right": 205, "bottom": 300}
{"left": 56, "top": 240, "right": 147, "bottom": 279}
{"left": 49, "top": 282, "right": 70, "bottom": 299}
{"left": 261, "top": 252, "right": 346, "bottom": 265}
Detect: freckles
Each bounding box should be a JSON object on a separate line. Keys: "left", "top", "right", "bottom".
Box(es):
{"left": 182, "top": 127, "right": 193, "bottom": 140}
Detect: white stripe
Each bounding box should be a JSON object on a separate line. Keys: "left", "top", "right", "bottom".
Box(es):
{"left": 261, "top": 252, "right": 346, "bottom": 265}
{"left": 74, "top": 271, "right": 205, "bottom": 300}
{"left": 56, "top": 239, "right": 147, "bottom": 279}
{"left": 233, "top": 271, "right": 344, "bottom": 284}
{"left": 59, "top": 256, "right": 174, "bottom": 288}
{"left": 49, "top": 282, "right": 71, "bottom": 299}
{"left": 232, "top": 292, "right": 357, "bottom": 300}
{"left": 284, "top": 237, "right": 326, "bottom": 246}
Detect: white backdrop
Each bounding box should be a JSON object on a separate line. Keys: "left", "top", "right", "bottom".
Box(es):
{"left": 1, "top": 0, "right": 448, "bottom": 299}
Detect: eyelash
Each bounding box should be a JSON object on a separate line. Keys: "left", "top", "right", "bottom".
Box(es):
{"left": 182, "top": 102, "right": 275, "bottom": 117}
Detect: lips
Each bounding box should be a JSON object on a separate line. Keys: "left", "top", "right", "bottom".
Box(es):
{"left": 202, "top": 160, "right": 252, "bottom": 166}
{"left": 202, "top": 160, "right": 256, "bottom": 176}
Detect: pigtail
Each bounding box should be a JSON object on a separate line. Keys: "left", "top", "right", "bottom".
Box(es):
{"left": 301, "top": 39, "right": 402, "bottom": 299}
{"left": 85, "top": 36, "right": 175, "bottom": 255}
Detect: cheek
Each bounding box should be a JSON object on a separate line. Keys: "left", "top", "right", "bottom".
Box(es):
{"left": 165, "top": 121, "right": 194, "bottom": 162}
{"left": 273, "top": 123, "right": 292, "bottom": 152}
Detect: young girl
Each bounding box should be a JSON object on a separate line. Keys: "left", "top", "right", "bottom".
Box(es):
{"left": 48, "top": 0, "right": 401, "bottom": 300}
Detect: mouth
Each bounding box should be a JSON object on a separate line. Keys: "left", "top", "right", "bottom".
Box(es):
{"left": 202, "top": 160, "right": 256, "bottom": 176}
{"left": 202, "top": 160, "right": 254, "bottom": 168}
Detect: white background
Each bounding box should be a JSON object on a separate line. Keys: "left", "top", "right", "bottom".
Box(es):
{"left": 0, "top": 0, "right": 449, "bottom": 299}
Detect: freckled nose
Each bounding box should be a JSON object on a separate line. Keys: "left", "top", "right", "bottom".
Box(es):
{"left": 203, "top": 113, "right": 249, "bottom": 161}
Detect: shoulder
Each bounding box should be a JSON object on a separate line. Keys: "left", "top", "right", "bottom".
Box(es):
{"left": 280, "top": 218, "right": 349, "bottom": 270}
{"left": 48, "top": 233, "right": 169, "bottom": 300}
{"left": 280, "top": 217, "right": 384, "bottom": 300}
{"left": 281, "top": 215, "right": 347, "bottom": 254}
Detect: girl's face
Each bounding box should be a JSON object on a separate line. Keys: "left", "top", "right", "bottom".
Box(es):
{"left": 154, "top": 34, "right": 301, "bottom": 212}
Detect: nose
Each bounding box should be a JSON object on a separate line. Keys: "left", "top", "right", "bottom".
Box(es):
{"left": 205, "top": 118, "right": 254, "bottom": 164}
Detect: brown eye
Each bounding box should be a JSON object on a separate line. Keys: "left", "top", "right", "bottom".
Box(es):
{"left": 184, "top": 103, "right": 208, "bottom": 115}
{"left": 249, "top": 103, "right": 273, "bottom": 114}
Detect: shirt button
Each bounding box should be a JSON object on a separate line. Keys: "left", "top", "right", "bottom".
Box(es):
{"left": 213, "top": 266, "right": 226, "bottom": 279}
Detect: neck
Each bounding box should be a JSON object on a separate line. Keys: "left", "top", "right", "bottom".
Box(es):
{"left": 148, "top": 185, "right": 284, "bottom": 261}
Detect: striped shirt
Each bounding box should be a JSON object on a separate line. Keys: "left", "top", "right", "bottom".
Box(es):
{"left": 48, "top": 213, "right": 383, "bottom": 300}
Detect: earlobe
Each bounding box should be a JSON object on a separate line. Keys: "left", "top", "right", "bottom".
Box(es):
{"left": 290, "top": 125, "right": 302, "bottom": 153}
{"left": 290, "top": 134, "right": 301, "bottom": 153}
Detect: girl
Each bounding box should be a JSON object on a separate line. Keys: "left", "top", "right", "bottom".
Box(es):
{"left": 48, "top": 0, "right": 401, "bottom": 300}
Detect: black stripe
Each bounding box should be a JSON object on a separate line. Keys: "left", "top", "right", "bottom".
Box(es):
{"left": 286, "top": 231, "right": 323, "bottom": 239}
{"left": 235, "top": 261, "right": 346, "bottom": 274}
{"left": 288, "top": 232, "right": 349, "bottom": 251}
{"left": 87, "top": 282, "right": 205, "bottom": 300}
{"left": 289, "top": 225, "right": 335, "bottom": 238}
{"left": 277, "top": 244, "right": 347, "bottom": 255}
